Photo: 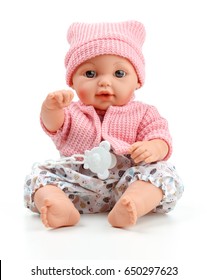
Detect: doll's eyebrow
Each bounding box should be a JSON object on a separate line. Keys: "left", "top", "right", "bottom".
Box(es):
{"left": 82, "top": 61, "right": 96, "bottom": 67}
{"left": 78, "top": 62, "right": 96, "bottom": 72}
{"left": 113, "top": 61, "right": 127, "bottom": 67}
{"left": 113, "top": 62, "right": 129, "bottom": 72}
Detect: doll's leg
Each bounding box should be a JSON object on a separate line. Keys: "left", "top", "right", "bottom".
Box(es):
{"left": 108, "top": 180, "right": 163, "bottom": 228}
{"left": 34, "top": 185, "right": 80, "bottom": 228}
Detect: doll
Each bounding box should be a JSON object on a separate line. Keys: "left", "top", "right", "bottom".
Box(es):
{"left": 24, "top": 20, "right": 184, "bottom": 228}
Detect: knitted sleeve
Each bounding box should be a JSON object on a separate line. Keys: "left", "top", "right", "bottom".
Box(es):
{"left": 40, "top": 107, "right": 71, "bottom": 151}
{"left": 137, "top": 105, "right": 172, "bottom": 160}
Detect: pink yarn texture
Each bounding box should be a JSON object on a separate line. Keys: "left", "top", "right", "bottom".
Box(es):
{"left": 41, "top": 101, "right": 172, "bottom": 159}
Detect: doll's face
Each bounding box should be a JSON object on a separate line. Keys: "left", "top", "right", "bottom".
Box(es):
{"left": 71, "top": 55, "right": 140, "bottom": 110}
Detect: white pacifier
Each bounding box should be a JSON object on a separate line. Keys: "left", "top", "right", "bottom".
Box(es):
{"left": 83, "top": 141, "right": 117, "bottom": 179}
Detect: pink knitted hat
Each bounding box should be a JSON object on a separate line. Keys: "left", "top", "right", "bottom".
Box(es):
{"left": 65, "top": 20, "right": 145, "bottom": 87}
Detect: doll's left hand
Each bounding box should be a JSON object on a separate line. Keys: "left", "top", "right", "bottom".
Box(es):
{"left": 128, "top": 140, "right": 168, "bottom": 164}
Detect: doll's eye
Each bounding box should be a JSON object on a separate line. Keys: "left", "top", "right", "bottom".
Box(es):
{"left": 84, "top": 70, "right": 96, "bottom": 78}
{"left": 114, "top": 70, "right": 126, "bottom": 78}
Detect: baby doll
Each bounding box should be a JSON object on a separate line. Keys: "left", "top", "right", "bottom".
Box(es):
{"left": 24, "top": 20, "right": 184, "bottom": 228}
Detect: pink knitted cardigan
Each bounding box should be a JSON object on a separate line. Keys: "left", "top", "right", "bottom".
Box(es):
{"left": 41, "top": 101, "right": 172, "bottom": 160}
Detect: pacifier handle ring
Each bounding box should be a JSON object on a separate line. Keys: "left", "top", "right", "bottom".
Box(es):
{"left": 36, "top": 141, "right": 116, "bottom": 180}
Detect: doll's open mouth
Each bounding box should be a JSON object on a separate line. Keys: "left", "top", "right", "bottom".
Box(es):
{"left": 96, "top": 92, "right": 114, "bottom": 100}
{"left": 96, "top": 91, "right": 114, "bottom": 97}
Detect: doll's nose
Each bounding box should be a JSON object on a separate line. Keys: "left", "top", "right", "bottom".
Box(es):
{"left": 98, "top": 76, "right": 112, "bottom": 87}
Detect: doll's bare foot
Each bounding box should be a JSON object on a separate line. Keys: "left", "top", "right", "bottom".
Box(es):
{"left": 108, "top": 181, "right": 163, "bottom": 228}
{"left": 40, "top": 197, "right": 80, "bottom": 228}
{"left": 108, "top": 195, "right": 137, "bottom": 228}
{"left": 34, "top": 185, "right": 80, "bottom": 228}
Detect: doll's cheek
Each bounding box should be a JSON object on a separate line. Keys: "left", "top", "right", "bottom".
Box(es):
{"left": 76, "top": 90, "right": 90, "bottom": 103}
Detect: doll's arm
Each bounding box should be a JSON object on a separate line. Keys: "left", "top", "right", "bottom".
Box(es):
{"left": 41, "top": 90, "right": 74, "bottom": 132}
{"left": 128, "top": 139, "right": 169, "bottom": 164}
{"left": 129, "top": 105, "right": 172, "bottom": 163}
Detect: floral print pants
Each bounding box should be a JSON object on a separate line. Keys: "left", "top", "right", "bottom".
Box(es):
{"left": 24, "top": 154, "right": 184, "bottom": 214}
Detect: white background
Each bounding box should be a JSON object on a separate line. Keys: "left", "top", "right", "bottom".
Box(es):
{"left": 0, "top": 0, "right": 207, "bottom": 278}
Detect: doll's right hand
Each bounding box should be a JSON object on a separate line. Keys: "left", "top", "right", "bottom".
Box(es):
{"left": 43, "top": 90, "right": 74, "bottom": 110}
